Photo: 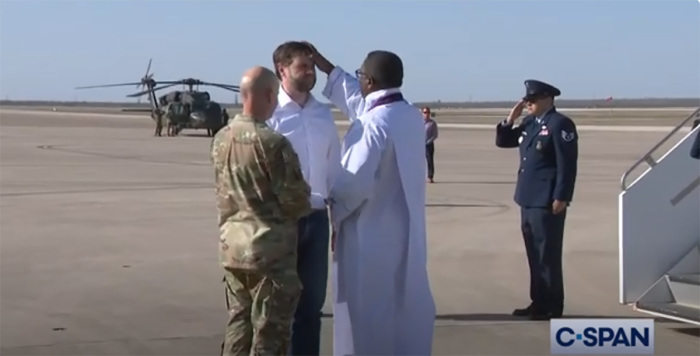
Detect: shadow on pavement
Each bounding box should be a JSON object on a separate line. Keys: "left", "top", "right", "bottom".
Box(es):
{"left": 434, "top": 313, "right": 680, "bottom": 322}
{"left": 323, "top": 312, "right": 682, "bottom": 324}
{"left": 668, "top": 327, "right": 700, "bottom": 337}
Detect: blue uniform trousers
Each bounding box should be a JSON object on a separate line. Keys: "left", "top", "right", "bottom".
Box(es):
{"left": 520, "top": 207, "right": 566, "bottom": 314}
{"left": 291, "top": 208, "right": 330, "bottom": 356}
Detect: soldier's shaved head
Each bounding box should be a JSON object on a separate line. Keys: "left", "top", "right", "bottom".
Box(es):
{"left": 239, "top": 66, "right": 280, "bottom": 121}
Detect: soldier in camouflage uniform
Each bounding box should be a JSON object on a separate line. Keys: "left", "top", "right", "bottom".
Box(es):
{"left": 153, "top": 109, "right": 165, "bottom": 137}
{"left": 211, "top": 66, "right": 312, "bottom": 356}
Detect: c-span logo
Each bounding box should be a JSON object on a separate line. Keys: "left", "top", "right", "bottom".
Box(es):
{"left": 550, "top": 319, "right": 654, "bottom": 354}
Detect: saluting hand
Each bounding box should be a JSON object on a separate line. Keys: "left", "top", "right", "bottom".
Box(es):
{"left": 552, "top": 200, "right": 567, "bottom": 215}
{"left": 506, "top": 100, "right": 526, "bottom": 124}
{"left": 301, "top": 41, "right": 335, "bottom": 75}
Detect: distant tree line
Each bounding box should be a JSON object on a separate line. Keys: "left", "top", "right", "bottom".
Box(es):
{"left": 1, "top": 97, "right": 698, "bottom": 109}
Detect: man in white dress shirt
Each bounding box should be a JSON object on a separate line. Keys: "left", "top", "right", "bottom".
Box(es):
{"left": 266, "top": 41, "right": 342, "bottom": 356}
{"left": 305, "top": 42, "right": 436, "bottom": 356}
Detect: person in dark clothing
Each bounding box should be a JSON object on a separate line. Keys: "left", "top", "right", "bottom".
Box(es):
{"left": 423, "top": 106, "right": 438, "bottom": 183}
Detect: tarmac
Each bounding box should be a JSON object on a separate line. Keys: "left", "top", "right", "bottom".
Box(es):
{"left": 1, "top": 108, "right": 698, "bottom": 355}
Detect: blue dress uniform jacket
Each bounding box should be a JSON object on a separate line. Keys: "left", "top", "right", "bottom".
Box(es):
{"left": 496, "top": 108, "right": 579, "bottom": 207}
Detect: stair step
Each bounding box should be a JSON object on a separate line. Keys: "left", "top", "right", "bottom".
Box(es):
{"left": 667, "top": 273, "right": 700, "bottom": 307}
{"left": 668, "top": 273, "right": 700, "bottom": 286}
{"left": 636, "top": 302, "right": 700, "bottom": 324}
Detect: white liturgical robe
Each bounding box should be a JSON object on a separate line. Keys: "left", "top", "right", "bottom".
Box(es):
{"left": 323, "top": 66, "right": 436, "bottom": 356}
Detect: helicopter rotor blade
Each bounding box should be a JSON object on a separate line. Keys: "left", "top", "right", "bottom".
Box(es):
{"left": 126, "top": 83, "right": 179, "bottom": 98}
{"left": 148, "top": 80, "right": 180, "bottom": 85}
{"left": 183, "top": 80, "right": 240, "bottom": 93}
{"left": 144, "top": 58, "right": 152, "bottom": 79}
{"left": 75, "top": 82, "right": 144, "bottom": 90}
{"left": 197, "top": 81, "right": 239, "bottom": 88}
{"left": 208, "top": 83, "right": 241, "bottom": 93}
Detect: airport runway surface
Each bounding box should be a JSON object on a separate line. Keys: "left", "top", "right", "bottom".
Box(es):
{"left": 1, "top": 109, "right": 698, "bottom": 355}
{"left": 2, "top": 105, "right": 698, "bottom": 127}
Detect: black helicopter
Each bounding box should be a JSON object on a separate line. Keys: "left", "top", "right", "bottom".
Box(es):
{"left": 75, "top": 59, "right": 240, "bottom": 137}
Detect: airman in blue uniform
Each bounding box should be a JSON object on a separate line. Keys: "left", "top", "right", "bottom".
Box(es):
{"left": 495, "top": 79, "right": 578, "bottom": 320}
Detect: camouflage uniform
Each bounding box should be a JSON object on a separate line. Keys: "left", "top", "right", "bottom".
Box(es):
{"left": 154, "top": 110, "right": 165, "bottom": 136}
{"left": 154, "top": 113, "right": 162, "bottom": 136}
{"left": 211, "top": 113, "right": 312, "bottom": 356}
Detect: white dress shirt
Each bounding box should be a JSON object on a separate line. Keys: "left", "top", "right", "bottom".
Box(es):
{"left": 266, "top": 87, "right": 342, "bottom": 210}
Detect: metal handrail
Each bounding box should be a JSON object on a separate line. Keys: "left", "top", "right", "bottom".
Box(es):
{"left": 620, "top": 107, "right": 700, "bottom": 191}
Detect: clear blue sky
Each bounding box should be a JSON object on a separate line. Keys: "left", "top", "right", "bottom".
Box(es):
{"left": 1, "top": 0, "right": 698, "bottom": 103}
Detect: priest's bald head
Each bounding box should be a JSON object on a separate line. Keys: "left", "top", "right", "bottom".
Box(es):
{"left": 239, "top": 66, "right": 280, "bottom": 121}
{"left": 356, "top": 50, "right": 404, "bottom": 98}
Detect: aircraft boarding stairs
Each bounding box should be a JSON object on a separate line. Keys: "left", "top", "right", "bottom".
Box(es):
{"left": 619, "top": 107, "right": 700, "bottom": 326}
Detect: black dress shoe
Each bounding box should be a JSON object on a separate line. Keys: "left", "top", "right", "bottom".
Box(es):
{"left": 512, "top": 305, "right": 532, "bottom": 316}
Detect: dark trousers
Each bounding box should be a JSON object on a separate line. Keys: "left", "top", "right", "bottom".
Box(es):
{"left": 426, "top": 142, "right": 435, "bottom": 179}
{"left": 520, "top": 207, "right": 566, "bottom": 314}
{"left": 291, "top": 209, "right": 330, "bottom": 356}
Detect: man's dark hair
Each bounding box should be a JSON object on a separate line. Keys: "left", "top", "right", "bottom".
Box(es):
{"left": 272, "top": 41, "right": 313, "bottom": 79}
{"left": 363, "top": 50, "right": 403, "bottom": 89}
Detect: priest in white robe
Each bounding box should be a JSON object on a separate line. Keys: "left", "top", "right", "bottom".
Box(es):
{"left": 307, "top": 43, "right": 436, "bottom": 356}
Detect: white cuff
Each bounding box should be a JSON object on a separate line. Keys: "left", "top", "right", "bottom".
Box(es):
{"left": 322, "top": 66, "right": 344, "bottom": 99}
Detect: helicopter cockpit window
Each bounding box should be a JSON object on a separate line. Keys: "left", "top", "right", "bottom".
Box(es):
{"left": 190, "top": 100, "right": 205, "bottom": 111}
{"left": 170, "top": 102, "right": 184, "bottom": 115}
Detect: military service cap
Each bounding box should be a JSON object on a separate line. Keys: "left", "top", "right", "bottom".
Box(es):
{"left": 523, "top": 79, "right": 561, "bottom": 101}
